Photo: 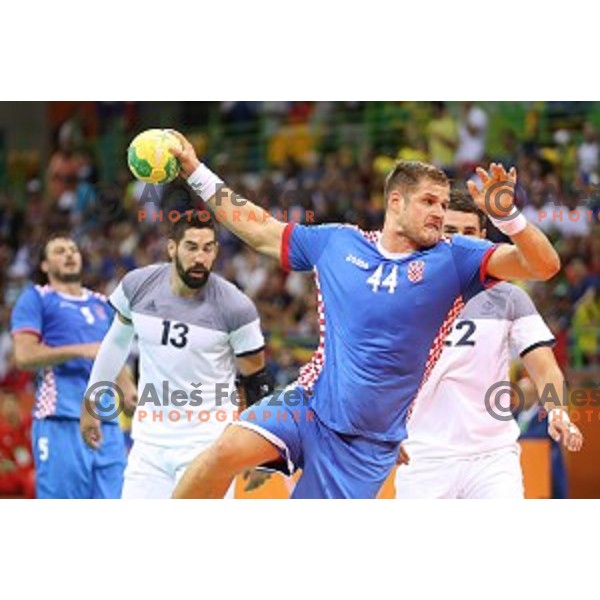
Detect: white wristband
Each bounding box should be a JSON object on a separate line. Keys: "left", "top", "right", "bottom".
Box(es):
{"left": 187, "top": 164, "right": 224, "bottom": 202}
{"left": 548, "top": 408, "right": 571, "bottom": 426}
{"left": 489, "top": 207, "right": 527, "bottom": 237}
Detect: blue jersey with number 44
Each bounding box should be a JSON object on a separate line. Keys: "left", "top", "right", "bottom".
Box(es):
{"left": 11, "top": 284, "right": 114, "bottom": 420}
{"left": 282, "top": 223, "right": 498, "bottom": 442}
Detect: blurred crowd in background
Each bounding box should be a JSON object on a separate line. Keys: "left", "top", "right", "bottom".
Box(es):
{"left": 1, "top": 101, "right": 599, "bottom": 496}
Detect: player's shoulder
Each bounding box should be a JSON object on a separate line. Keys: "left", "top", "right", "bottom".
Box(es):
{"left": 501, "top": 282, "right": 538, "bottom": 319}
{"left": 296, "top": 222, "right": 370, "bottom": 240}
{"left": 307, "top": 224, "right": 382, "bottom": 250}
{"left": 209, "top": 274, "right": 259, "bottom": 330}
{"left": 33, "top": 283, "right": 52, "bottom": 296}
{"left": 461, "top": 281, "right": 512, "bottom": 319}
{"left": 443, "top": 234, "right": 491, "bottom": 251}
{"left": 345, "top": 225, "right": 382, "bottom": 245}
{"left": 210, "top": 273, "right": 255, "bottom": 307}
{"left": 12, "top": 283, "right": 44, "bottom": 311}
{"left": 123, "top": 262, "right": 169, "bottom": 284}
{"left": 461, "top": 282, "right": 535, "bottom": 321}
{"left": 84, "top": 287, "right": 109, "bottom": 305}
{"left": 121, "top": 263, "right": 169, "bottom": 299}
{"left": 19, "top": 283, "right": 54, "bottom": 304}
{"left": 481, "top": 280, "right": 518, "bottom": 298}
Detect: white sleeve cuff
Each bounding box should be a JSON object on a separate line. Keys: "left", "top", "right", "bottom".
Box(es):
{"left": 187, "top": 164, "right": 225, "bottom": 202}
{"left": 489, "top": 207, "right": 528, "bottom": 237}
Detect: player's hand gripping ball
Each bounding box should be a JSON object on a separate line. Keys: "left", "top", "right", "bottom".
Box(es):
{"left": 127, "top": 129, "right": 182, "bottom": 184}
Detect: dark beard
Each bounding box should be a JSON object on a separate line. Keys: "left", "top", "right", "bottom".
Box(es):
{"left": 175, "top": 256, "right": 210, "bottom": 290}
{"left": 54, "top": 271, "right": 82, "bottom": 284}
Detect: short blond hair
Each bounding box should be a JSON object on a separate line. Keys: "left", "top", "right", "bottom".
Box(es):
{"left": 384, "top": 161, "right": 449, "bottom": 203}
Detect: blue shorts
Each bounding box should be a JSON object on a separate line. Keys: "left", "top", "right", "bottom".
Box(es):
{"left": 32, "top": 418, "right": 126, "bottom": 499}
{"left": 238, "top": 389, "right": 399, "bottom": 499}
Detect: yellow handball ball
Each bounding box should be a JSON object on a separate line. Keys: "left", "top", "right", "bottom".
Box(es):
{"left": 127, "top": 129, "right": 182, "bottom": 184}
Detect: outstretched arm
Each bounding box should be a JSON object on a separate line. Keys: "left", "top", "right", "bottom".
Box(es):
{"left": 468, "top": 164, "right": 560, "bottom": 281}
{"left": 170, "top": 131, "right": 287, "bottom": 260}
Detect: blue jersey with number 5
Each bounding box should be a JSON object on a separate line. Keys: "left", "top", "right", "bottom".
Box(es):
{"left": 281, "top": 223, "right": 497, "bottom": 442}
{"left": 11, "top": 284, "right": 114, "bottom": 420}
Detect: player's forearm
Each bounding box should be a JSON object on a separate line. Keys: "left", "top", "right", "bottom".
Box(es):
{"left": 209, "top": 186, "right": 283, "bottom": 256}
{"left": 173, "top": 134, "right": 285, "bottom": 259}
{"left": 15, "top": 343, "right": 91, "bottom": 370}
{"left": 509, "top": 223, "right": 560, "bottom": 281}
{"left": 529, "top": 363, "right": 567, "bottom": 415}
{"left": 187, "top": 166, "right": 285, "bottom": 260}
{"left": 116, "top": 365, "right": 135, "bottom": 392}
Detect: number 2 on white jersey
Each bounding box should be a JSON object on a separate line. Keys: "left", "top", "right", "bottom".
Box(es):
{"left": 367, "top": 265, "right": 398, "bottom": 294}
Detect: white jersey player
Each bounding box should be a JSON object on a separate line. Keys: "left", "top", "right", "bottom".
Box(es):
{"left": 80, "top": 214, "right": 271, "bottom": 498}
{"left": 395, "top": 193, "right": 583, "bottom": 499}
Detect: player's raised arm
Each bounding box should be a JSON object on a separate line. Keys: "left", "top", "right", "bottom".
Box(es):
{"left": 169, "top": 130, "right": 287, "bottom": 260}
{"left": 467, "top": 163, "right": 561, "bottom": 281}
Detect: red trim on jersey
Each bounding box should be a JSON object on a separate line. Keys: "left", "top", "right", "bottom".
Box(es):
{"left": 407, "top": 295, "right": 465, "bottom": 421}
{"left": 296, "top": 269, "right": 326, "bottom": 392}
{"left": 280, "top": 222, "right": 295, "bottom": 272}
{"left": 11, "top": 327, "right": 42, "bottom": 340}
{"left": 479, "top": 245, "right": 501, "bottom": 289}
{"left": 34, "top": 368, "right": 58, "bottom": 419}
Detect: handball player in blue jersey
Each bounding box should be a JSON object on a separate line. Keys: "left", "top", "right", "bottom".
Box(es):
{"left": 10, "top": 233, "right": 136, "bottom": 498}
{"left": 169, "top": 131, "right": 560, "bottom": 499}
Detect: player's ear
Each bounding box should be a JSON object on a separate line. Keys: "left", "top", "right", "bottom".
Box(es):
{"left": 386, "top": 189, "right": 404, "bottom": 213}
{"left": 481, "top": 228, "right": 487, "bottom": 239}
{"left": 167, "top": 239, "right": 177, "bottom": 261}
{"left": 40, "top": 260, "right": 48, "bottom": 275}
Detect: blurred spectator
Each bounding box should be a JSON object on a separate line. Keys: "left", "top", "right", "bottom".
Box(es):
{"left": 232, "top": 245, "right": 270, "bottom": 299}
{"left": 564, "top": 258, "right": 598, "bottom": 304}
{"left": 46, "top": 121, "right": 83, "bottom": 205}
{"left": 577, "top": 122, "right": 599, "bottom": 181}
{"left": 0, "top": 193, "right": 24, "bottom": 251}
{"left": 571, "top": 288, "right": 600, "bottom": 368}
{"left": 268, "top": 104, "right": 318, "bottom": 167}
{"left": 455, "top": 101, "right": 488, "bottom": 173}
{"left": 426, "top": 102, "right": 458, "bottom": 172}
{"left": 0, "top": 306, "right": 13, "bottom": 380}
{"left": 0, "top": 390, "right": 35, "bottom": 498}
{"left": 548, "top": 196, "right": 592, "bottom": 238}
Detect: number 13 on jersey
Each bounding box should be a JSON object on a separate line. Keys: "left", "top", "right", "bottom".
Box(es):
{"left": 161, "top": 320, "right": 189, "bottom": 348}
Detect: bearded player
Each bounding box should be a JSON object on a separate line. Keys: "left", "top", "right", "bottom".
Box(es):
{"left": 81, "top": 214, "right": 271, "bottom": 498}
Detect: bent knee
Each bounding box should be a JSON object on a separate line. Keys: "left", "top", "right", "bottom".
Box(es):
{"left": 210, "top": 425, "right": 281, "bottom": 472}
